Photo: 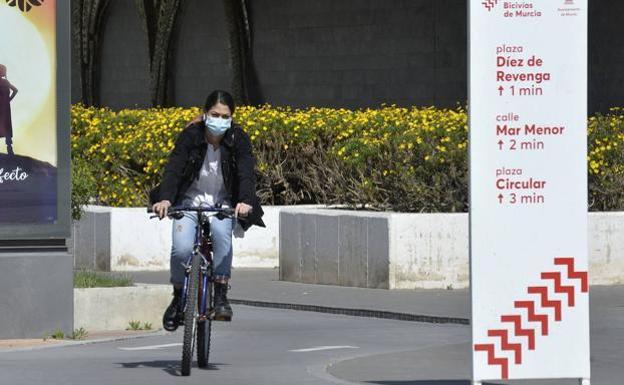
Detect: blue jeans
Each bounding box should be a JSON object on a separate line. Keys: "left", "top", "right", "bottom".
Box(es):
{"left": 170, "top": 212, "right": 233, "bottom": 285}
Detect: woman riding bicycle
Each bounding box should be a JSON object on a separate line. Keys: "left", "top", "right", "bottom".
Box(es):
{"left": 150, "top": 90, "right": 265, "bottom": 330}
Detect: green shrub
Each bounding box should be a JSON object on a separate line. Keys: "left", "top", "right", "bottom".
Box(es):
{"left": 70, "top": 327, "right": 89, "bottom": 340}
{"left": 71, "top": 104, "right": 624, "bottom": 212}
{"left": 71, "top": 156, "right": 98, "bottom": 220}
{"left": 74, "top": 270, "right": 134, "bottom": 288}
{"left": 126, "top": 321, "right": 152, "bottom": 331}
{"left": 588, "top": 110, "right": 624, "bottom": 210}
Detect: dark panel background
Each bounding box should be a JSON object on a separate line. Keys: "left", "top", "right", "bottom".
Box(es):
{"left": 588, "top": 1, "right": 624, "bottom": 113}
{"left": 170, "top": 0, "right": 232, "bottom": 107}
{"left": 249, "top": 0, "right": 466, "bottom": 109}
{"left": 98, "top": 0, "right": 151, "bottom": 109}
{"left": 71, "top": 0, "right": 623, "bottom": 113}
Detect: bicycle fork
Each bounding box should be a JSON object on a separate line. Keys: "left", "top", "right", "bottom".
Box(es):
{"left": 198, "top": 260, "right": 212, "bottom": 321}
{"left": 181, "top": 252, "right": 212, "bottom": 321}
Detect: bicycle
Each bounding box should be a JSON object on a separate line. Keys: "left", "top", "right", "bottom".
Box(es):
{"left": 148, "top": 205, "right": 235, "bottom": 376}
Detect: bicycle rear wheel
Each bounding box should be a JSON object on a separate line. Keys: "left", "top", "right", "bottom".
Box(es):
{"left": 181, "top": 252, "right": 200, "bottom": 376}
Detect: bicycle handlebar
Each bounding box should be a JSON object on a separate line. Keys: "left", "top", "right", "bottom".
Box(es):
{"left": 147, "top": 205, "right": 235, "bottom": 213}
{"left": 147, "top": 205, "right": 236, "bottom": 218}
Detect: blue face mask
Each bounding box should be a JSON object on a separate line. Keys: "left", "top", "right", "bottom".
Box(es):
{"left": 204, "top": 114, "right": 232, "bottom": 137}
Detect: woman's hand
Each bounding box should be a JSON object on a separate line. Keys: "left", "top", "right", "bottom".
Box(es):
{"left": 235, "top": 202, "right": 252, "bottom": 218}
{"left": 152, "top": 200, "right": 172, "bottom": 219}
{"left": 9, "top": 83, "right": 18, "bottom": 101}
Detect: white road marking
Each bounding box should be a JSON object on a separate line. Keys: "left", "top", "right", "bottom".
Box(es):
{"left": 289, "top": 346, "right": 359, "bottom": 353}
{"left": 118, "top": 343, "right": 182, "bottom": 351}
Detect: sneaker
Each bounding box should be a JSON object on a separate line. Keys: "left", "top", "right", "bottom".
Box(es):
{"left": 163, "top": 287, "right": 183, "bottom": 331}
{"left": 213, "top": 282, "right": 233, "bottom": 321}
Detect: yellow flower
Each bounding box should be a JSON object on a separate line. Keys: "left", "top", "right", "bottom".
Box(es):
{"left": 70, "top": 104, "right": 621, "bottom": 209}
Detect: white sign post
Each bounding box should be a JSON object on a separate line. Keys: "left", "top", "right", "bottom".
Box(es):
{"left": 469, "top": 1, "right": 589, "bottom": 384}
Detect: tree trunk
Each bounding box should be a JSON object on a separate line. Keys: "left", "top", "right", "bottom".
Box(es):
{"left": 223, "top": 0, "right": 253, "bottom": 105}
{"left": 135, "top": 0, "right": 181, "bottom": 107}
{"left": 71, "top": 0, "right": 110, "bottom": 106}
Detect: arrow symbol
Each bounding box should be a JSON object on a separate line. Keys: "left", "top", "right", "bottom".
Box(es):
{"left": 498, "top": 194, "right": 504, "bottom": 204}
{"left": 498, "top": 140, "right": 504, "bottom": 150}
{"left": 498, "top": 86, "right": 505, "bottom": 96}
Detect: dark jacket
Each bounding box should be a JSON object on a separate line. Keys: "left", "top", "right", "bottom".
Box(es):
{"left": 149, "top": 122, "right": 265, "bottom": 230}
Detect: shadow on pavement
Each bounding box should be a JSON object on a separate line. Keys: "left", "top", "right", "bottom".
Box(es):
{"left": 366, "top": 381, "right": 501, "bottom": 385}
{"left": 117, "top": 360, "right": 227, "bottom": 376}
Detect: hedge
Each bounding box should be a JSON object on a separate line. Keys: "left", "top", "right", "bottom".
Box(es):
{"left": 70, "top": 104, "right": 624, "bottom": 212}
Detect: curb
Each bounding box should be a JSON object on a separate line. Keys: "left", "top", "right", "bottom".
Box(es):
{"left": 229, "top": 299, "right": 470, "bottom": 325}
{"left": 0, "top": 330, "right": 168, "bottom": 353}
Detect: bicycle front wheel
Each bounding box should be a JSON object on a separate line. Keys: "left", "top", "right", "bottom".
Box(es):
{"left": 181, "top": 252, "right": 200, "bottom": 376}
{"left": 196, "top": 318, "right": 212, "bottom": 367}
{"left": 197, "top": 274, "right": 212, "bottom": 368}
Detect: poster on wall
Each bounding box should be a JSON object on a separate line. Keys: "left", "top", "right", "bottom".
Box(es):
{"left": 469, "top": 0, "right": 589, "bottom": 383}
{"left": 0, "top": 0, "right": 58, "bottom": 225}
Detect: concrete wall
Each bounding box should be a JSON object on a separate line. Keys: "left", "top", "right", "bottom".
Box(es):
{"left": 588, "top": 212, "right": 624, "bottom": 285}
{"left": 280, "top": 209, "right": 392, "bottom": 288}
{"left": 280, "top": 209, "right": 624, "bottom": 289}
{"left": 71, "top": 205, "right": 314, "bottom": 272}
{"left": 0, "top": 252, "right": 73, "bottom": 339}
{"left": 74, "top": 285, "right": 170, "bottom": 331}
{"left": 389, "top": 213, "right": 468, "bottom": 289}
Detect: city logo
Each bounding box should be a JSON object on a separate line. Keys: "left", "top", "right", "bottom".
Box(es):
{"left": 483, "top": 0, "right": 499, "bottom": 11}
{"left": 5, "top": 0, "right": 44, "bottom": 13}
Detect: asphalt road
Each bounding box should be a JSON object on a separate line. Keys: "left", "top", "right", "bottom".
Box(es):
{"left": 1, "top": 305, "right": 621, "bottom": 385}
{"left": 0, "top": 305, "right": 468, "bottom": 385}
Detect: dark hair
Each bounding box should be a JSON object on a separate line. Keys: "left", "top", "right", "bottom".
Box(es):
{"left": 204, "top": 90, "right": 235, "bottom": 114}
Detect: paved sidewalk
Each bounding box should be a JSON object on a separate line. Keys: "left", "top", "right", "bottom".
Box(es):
{"left": 131, "top": 268, "right": 470, "bottom": 321}
{"left": 131, "top": 268, "right": 624, "bottom": 328}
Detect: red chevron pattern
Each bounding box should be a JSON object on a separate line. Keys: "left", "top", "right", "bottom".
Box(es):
{"left": 488, "top": 329, "right": 522, "bottom": 364}
{"left": 474, "top": 257, "right": 588, "bottom": 380}
{"left": 500, "top": 315, "right": 535, "bottom": 350}
{"left": 555, "top": 257, "right": 589, "bottom": 292}
{"left": 514, "top": 300, "right": 549, "bottom": 335}
{"left": 528, "top": 286, "right": 562, "bottom": 321}
{"left": 482, "top": 0, "right": 498, "bottom": 11}
{"left": 474, "top": 343, "right": 509, "bottom": 379}
{"left": 541, "top": 272, "right": 576, "bottom": 306}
